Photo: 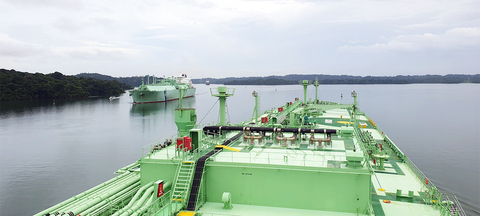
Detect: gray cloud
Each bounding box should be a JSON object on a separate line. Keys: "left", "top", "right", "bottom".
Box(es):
{"left": 338, "top": 27, "right": 480, "bottom": 52}
{"left": 5, "top": 0, "right": 83, "bottom": 10}
{"left": 0, "top": 34, "right": 45, "bottom": 57}
{"left": 0, "top": 0, "right": 478, "bottom": 77}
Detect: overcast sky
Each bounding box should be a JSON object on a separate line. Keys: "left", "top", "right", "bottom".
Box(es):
{"left": 0, "top": 0, "right": 479, "bottom": 78}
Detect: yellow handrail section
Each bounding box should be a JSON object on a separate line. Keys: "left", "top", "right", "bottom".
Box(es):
{"left": 215, "top": 145, "right": 240, "bottom": 152}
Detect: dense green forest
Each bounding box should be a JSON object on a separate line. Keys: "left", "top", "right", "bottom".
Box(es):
{"left": 76, "top": 73, "right": 159, "bottom": 87}
{"left": 194, "top": 74, "right": 480, "bottom": 85}
{"left": 225, "top": 78, "right": 298, "bottom": 85}
{"left": 0, "top": 69, "right": 132, "bottom": 101}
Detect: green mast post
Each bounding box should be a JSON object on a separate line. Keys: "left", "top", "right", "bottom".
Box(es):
{"left": 251, "top": 91, "right": 259, "bottom": 123}
{"left": 211, "top": 86, "right": 234, "bottom": 125}
{"left": 351, "top": 90, "right": 357, "bottom": 127}
{"left": 301, "top": 80, "right": 310, "bottom": 104}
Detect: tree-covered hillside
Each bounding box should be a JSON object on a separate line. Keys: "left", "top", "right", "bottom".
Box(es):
{"left": 0, "top": 69, "right": 132, "bottom": 101}
{"left": 195, "top": 74, "right": 480, "bottom": 85}
{"left": 75, "top": 73, "right": 160, "bottom": 87}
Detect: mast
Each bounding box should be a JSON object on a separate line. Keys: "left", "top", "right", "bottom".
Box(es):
{"left": 301, "top": 80, "right": 310, "bottom": 104}
{"left": 252, "top": 91, "right": 259, "bottom": 123}
{"left": 211, "top": 86, "right": 234, "bottom": 125}
{"left": 351, "top": 91, "right": 357, "bottom": 127}
{"left": 314, "top": 77, "right": 319, "bottom": 102}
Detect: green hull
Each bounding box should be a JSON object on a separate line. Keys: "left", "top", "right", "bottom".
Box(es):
{"left": 130, "top": 88, "right": 196, "bottom": 104}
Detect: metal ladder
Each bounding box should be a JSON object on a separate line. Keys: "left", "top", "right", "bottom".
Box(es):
{"left": 171, "top": 161, "right": 195, "bottom": 210}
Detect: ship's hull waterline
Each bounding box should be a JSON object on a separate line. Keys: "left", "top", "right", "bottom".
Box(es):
{"left": 130, "top": 88, "right": 196, "bottom": 104}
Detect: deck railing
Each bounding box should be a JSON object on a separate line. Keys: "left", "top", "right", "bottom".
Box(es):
{"left": 404, "top": 156, "right": 434, "bottom": 190}
{"left": 383, "top": 135, "right": 405, "bottom": 162}
{"left": 211, "top": 144, "right": 369, "bottom": 171}
{"left": 353, "top": 126, "right": 374, "bottom": 170}
{"left": 382, "top": 131, "right": 465, "bottom": 216}
{"left": 362, "top": 114, "right": 465, "bottom": 216}
{"left": 141, "top": 134, "right": 177, "bottom": 157}
{"left": 403, "top": 154, "right": 466, "bottom": 216}
{"left": 140, "top": 190, "right": 173, "bottom": 216}
{"left": 451, "top": 194, "right": 467, "bottom": 216}
{"left": 439, "top": 193, "right": 467, "bottom": 216}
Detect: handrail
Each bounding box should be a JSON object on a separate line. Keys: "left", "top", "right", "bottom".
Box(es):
{"left": 353, "top": 126, "right": 374, "bottom": 170}
{"left": 365, "top": 200, "right": 374, "bottom": 215}
{"left": 440, "top": 193, "right": 467, "bottom": 216}
{"left": 452, "top": 195, "right": 467, "bottom": 216}
{"left": 141, "top": 190, "right": 173, "bottom": 216}
{"left": 141, "top": 134, "right": 177, "bottom": 158}
{"left": 383, "top": 135, "right": 405, "bottom": 161}
{"left": 212, "top": 149, "right": 370, "bottom": 172}
{"left": 404, "top": 156, "right": 434, "bottom": 190}
{"left": 378, "top": 125, "right": 465, "bottom": 216}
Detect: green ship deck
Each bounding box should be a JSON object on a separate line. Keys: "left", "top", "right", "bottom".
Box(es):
{"left": 36, "top": 81, "right": 465, "bottom": 216}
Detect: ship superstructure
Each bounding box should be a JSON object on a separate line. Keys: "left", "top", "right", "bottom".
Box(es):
{"left": 36, "top": 80, "right": 465, "bottom": 216}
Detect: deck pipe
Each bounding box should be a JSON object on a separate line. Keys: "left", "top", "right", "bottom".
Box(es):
{"left": 119, "top": 187, "right": 155, "bottom": 216}
{"left": 203, "top": 126, "right": 337, "bottom": 135}
{"left": 60, "top": 174, "right": 140, "bottom": 216}
{"left": 116, "top": 162, "right": 140, "bottom": 174}
{"left": 275, "top": 133, "right": 297, "bottom": 145}
{"left": 78, "top": 182, "right": 141, "bottom": 216}
{"left": 243, "top": 129, "right": 265, "bottom": 144}
{"left": 68, "top": 175, "right": 139, "bottom": 214}
{"left": 35, "top": 173, "right": 135, "bottom": 216}
{"left": 129, "top": 182, "right": 171, "bottom": 216}
{"left": 130, "top": 194, "right": 155, "bottom": 216}
{"left": 35, "top": 172, "right": 133, "bottom": 216}
{"left": 117, "top": 181, "right": 171, "bottom": 216}
{"left": 54, "top": 174, "right": 139, "bottom": 215}
{"left": 111, "top": 182, "right": 154, "bottom": 216}
{"left": 310, "top": 133, "right": 332, "bottom": 147}
{"left": 53, "top": 173, "right": 139, "bottom": 214}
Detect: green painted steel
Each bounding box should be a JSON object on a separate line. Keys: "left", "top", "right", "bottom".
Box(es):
{"left": 62, "top": 174, "right": 140, "bottom": 215}
{"left": 33, "top": 172, "right": 133, "bottom": 216}
{"left": 210, "top": 86, "right": 234, "bottom": 125}
{"left": 301, "top": 80, "right": 309, "bottom": 103}
{"left": 251, "top": 91, "right": 259, "bottom": 123}
{"left": 130, "top": 194, "right": 155, "bottom": 216}
{"left": 171, "top": 161, "right": 196, "bottom": 210}
{"left": 119, "top": 186, "right": 155, "bottom": 216}
{"left": 189, "top": 129, "right": 202, "bottom": 150}
{"left": 204, "top": 164, "right": 370, "bottom": 213}
{"left": 115, "top": 162, "right": 141, "bottom": 174}
{"left": 314, "top": 77, "right": 319, "bottom": 102}
{"left": 42, "top": 173, "right": 140, "bottom": 215}
{"left": 175, "top": 86, "right": 197, "bottom": 137}
{"left": 78, "top": 182, "right": 140, "bottom": 215}
{"left": 139, "top": 161, "right": 178, "bottom": 186}
{"left": 175, "top": 108, "right": 197, "bottom": 137}
{"left": 112, "top": 181, "right": 154, "bottom": 216}
{"left": 351, "top": 90, "right": 358, "bottom": 127}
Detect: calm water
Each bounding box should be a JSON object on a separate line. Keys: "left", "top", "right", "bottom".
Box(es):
{"left": 1, "top": 84, "right": 479, "bottom": 216}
